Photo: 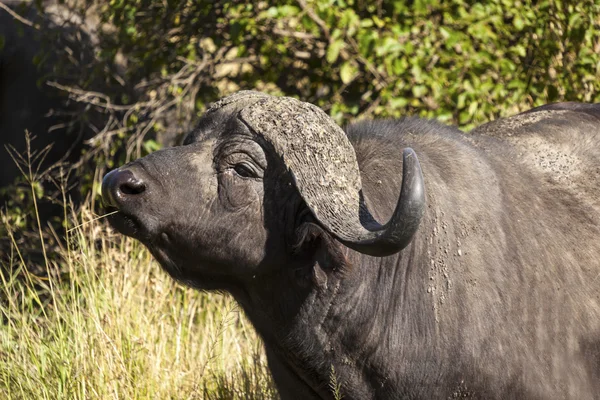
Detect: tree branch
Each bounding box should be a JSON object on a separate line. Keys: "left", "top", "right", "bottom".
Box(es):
{"left": 0, "top": 2, "right": 39, "bottom": 29}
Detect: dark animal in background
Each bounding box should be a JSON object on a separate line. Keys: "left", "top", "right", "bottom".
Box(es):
{"left": 102, "top": 91, "right": 600, "bottom": 399}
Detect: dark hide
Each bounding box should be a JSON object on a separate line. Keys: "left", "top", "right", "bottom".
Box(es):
{"left": 102, "top": 100, "right": 600, "bottom": 399}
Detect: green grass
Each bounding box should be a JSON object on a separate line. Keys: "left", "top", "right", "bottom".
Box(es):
{"left": 0, "top": 201, "right": 277, "bottom": 399}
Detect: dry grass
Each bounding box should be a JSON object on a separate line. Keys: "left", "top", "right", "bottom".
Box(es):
{"left": 0, "top": 189, "right": 277, "bottom": 399}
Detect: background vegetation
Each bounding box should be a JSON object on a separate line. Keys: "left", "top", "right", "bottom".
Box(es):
{"left": 1, "top": 0, "right": 599, "bottom": 398}
{"left": 1, "top": 198, "right": 276, "bottom": 399}
{"left": 92, "top": 0, "right": 600, "bottom": 134}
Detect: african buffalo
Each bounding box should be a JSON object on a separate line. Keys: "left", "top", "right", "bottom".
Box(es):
{"left": 102, "top": 91, "right": 600, "bottom": 399}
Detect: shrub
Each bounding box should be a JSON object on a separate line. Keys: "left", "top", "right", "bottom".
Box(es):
{"left": 93, "top": 0, "right": 600, "bottom": 131}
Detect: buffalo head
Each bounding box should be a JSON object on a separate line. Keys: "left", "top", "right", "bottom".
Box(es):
{"left": 101, "top": 91, "right": 425, "bottom": 290}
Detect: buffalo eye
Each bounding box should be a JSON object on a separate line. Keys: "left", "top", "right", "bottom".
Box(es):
{"left": 233, "top": 163, "right": 257, "bottom": 178}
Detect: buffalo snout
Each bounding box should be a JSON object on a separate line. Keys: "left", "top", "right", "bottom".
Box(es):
{"left": 101, "top": 167, "right": 155, "bottom": 238}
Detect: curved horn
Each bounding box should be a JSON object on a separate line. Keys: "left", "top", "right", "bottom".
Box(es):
{"left": 341, "top": 148, "right": 425, "bottom": 256}
{"left": 227, "top": 93, "right": 425, "bottom": 257}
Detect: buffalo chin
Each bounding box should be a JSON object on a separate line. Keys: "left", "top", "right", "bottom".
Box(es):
{"left": 147, "top": 245, "right": 185, "bottom": 281}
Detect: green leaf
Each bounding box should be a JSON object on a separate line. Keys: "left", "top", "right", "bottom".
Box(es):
{"left": 126, "top": 25, "right": 137, "bottom": 36}
{"left": 511, "top": 44, "right": 527, "bottom": 57}
{"left": 513, "top": 15, "right": 525, "bottom": 31}
{"left": 360, "top": 19, "right": 374, "bottom": 28}
{"left": 372, "top": 15, "right": 385, "bottom": 28}
{"left": 375, "top": 36, "right": 403, "bottom": 56}
{"left": 412, "top": 85, "right": 427, "bottom": 98}
{"left": 326, "top": 40, "right": 344, "bottom": 64}
{"left": 468, "top": 101, "right": 478, "bottom": 116}
{"left": 340, "top": 62, "right": 357, "bottom": 84}
{"left": 143, "top": 139, "right": 162, "bottom": 154}
{"left": 439, "top": 27, "right": 451, "bottom": 39}
{"left": 389, "top": 97, "right": 409, "bottom": 108}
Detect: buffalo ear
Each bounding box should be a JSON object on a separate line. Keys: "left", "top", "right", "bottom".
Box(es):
{"left": 293, "top": 223, "right": 351, "bottom": 290}
{"left": 311, "top": 262, "right": 328, "bottom": 290}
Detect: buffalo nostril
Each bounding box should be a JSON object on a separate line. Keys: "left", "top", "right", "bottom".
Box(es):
{"left": 102, "top": 168, "right": 147, "bottom": 208}
{"left": 119, "top": 179, "right": 146, "bottom": 195}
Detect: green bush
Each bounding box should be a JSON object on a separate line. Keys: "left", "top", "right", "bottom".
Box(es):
{"left": 94, "top": 0, "right": 600, "bottom": 130}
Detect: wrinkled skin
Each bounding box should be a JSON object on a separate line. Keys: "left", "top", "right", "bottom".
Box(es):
{"left": 103, "top": 99, "right": 600, "bottom": 399}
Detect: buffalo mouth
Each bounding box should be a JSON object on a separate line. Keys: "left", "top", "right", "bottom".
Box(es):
{"left": 104, "top": 205, "right": 144, "bottom": 239}
{"left": 104, "top": 203, "right": 182, "bottom": 276}
{"left": 102, "top": 200, "right": 163, "bottom": 245}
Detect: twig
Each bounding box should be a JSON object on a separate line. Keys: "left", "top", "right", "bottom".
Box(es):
{"left": 272, "top": 28, "right": 316, "bottom": 40}
{"left": 296, "top": 0, "right": 330, "bottom": 41}
{"left": 0, "top": 2, "right": 40, "bottom": 29}
{"left": 347, "top": 37, "right": 389, "bottom": 88}
{"left": 47, "top": 81, "right": 153, "bottom": 111}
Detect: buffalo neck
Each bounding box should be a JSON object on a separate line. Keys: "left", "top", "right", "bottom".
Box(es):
{"left": 233, "top": 238, "right": 434, "bottom": 398}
